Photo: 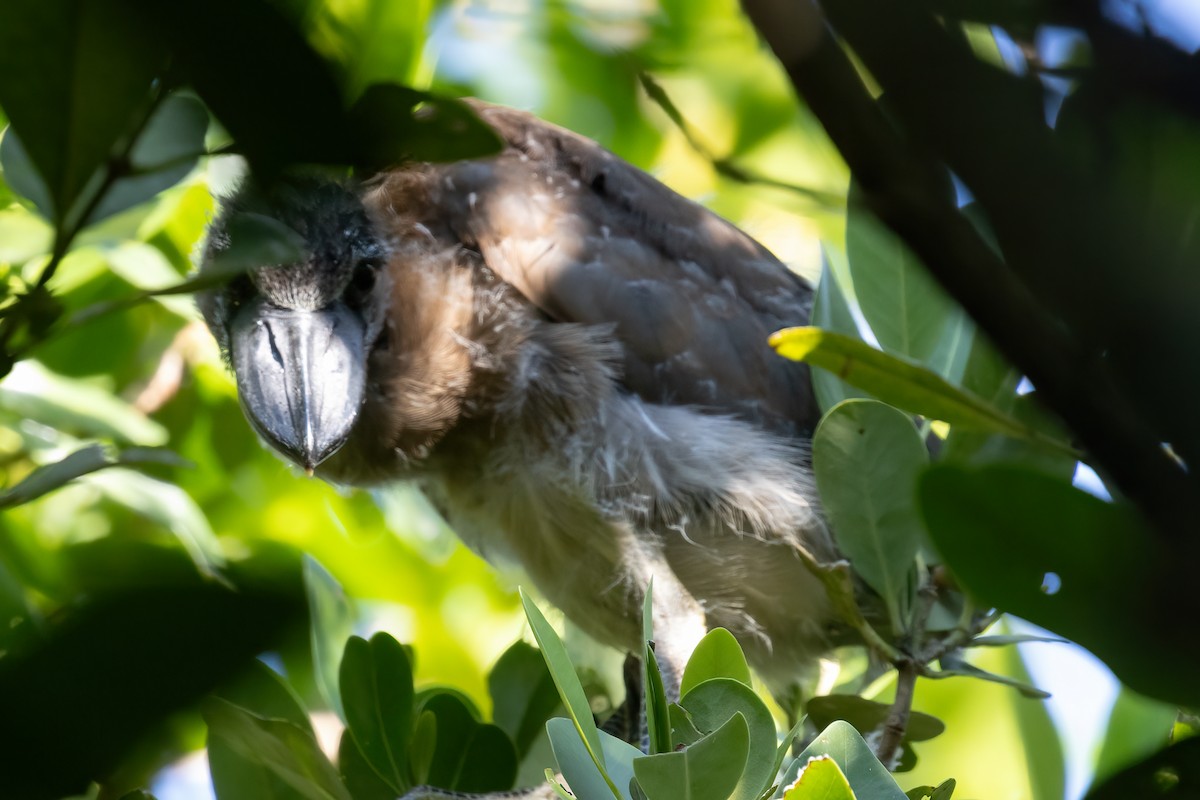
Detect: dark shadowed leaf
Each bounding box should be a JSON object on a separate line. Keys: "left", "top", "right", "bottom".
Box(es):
{"left": 347, "top": 86, "right": 502, "bottom": 168}
{"left": 1090, "top": 688, "right": 1178, "bottom": 789}
{"left": 0, "top": 0, "right": 164, "bottom": 224}
{"left": 919, "top": 464, "right": 1200, "bottom": 707}
{"left": 419, "top": 692, "right": 517, "bottom": 793}
{"left": 339, "top": 633, "right": 413, "bottom": 793}
{"left": 1085, "top": 736, "right": 1200, "bottom": 800}
{"left": 488, "top": 641, "right": 562, "bottom": 760}
{"left": 338, "top": 730, "right": 396, "bottom": 800}
{"left": 0, "top": 576, "right": 303, "bottom": 800}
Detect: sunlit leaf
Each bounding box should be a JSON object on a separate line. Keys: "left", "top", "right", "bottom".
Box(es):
{"left": 771, "top": 328, "right": 1059, "bottom": 445}
{"left": 0, "top": 360, "right": 168, "bottom": 445}
{"left": 931, "top": 653, "right": 1050, "bottom": 700}
{"left": 782, "top": 756, "right": 855, "bottom": 799}
{"left": 1090, "top": 688, "right": 1177, "bottom": 788}
{"left": 680, "top": 627, "right": 752, "bottom": 696}
{"left": 0, "top": 443, "right": 186, "bottom": 509}
{"left": 782, "top": 721, "right": 906, "bottom": 800}
{"left": 548, "top": 718, "right": 641, "bottom": 800}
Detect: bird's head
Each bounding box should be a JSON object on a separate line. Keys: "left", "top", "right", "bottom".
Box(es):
{"left": 198, "top": 178, "right": 391, "bottom": 473}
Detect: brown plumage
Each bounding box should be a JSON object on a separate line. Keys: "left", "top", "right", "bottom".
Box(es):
{"left": 199, "top": 100, "right": 838, "bottom": 692}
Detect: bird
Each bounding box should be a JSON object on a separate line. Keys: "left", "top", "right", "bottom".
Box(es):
{"left": 198, "top": 99, "right": 840, "bottom": 695}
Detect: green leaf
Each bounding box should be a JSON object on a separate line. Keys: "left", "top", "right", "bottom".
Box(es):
{"left": 209, "top": 662, "right": 318, "bottom": 800}
{"left": 1085, "top": 736, "right": 1200, "bottom": 799}
{"left": 929, "top": 653, "right": 1050, "bottom": 700}
{"left": 418, "top": 692, "right": 516, "bottom": 793}
{"left": 964, "top": 635, "right": 1067, "bottom": 648}
{"left": 760, "top": 718, "right": 806, "bottom": 800}
{"left": 0, "top": 205, "right": 53, "bottom": 263}
{"left": 807, "top": 695, "right": 945, "bottom": 743}
{"left": 680, "top": 628, "right": 753, "bottom": 696}
{"left": 0, "top": 443, "right": 186, "bottom": 509}
{"left": 204, "top": 697, "right": 352, "bottom": 800}
{"left": 548, "top": 718, "right": 641, "bottom": 800}
{"left": 488, "top": 641, "right": 561, "bottom": 760}
{"left": 0, "top": 130, "right": 54, "bottom": 223}
{"left": 408, "top": 710, "right": 437, "bottom": 787}
{"left": 633, "top": 712, "right": 750, "bottom": 800}
{"left": 771, "top": 328, "right": 1061, "bottom": 445}
{"left": 813, "top": 399, "right": 928, "bottom": 631}
{"left": 782, "top": 756, "right": 856, "bottom": 799}
{"left": 1090, "top": 688, "right": 1177, "bottom": 788}
{"left": 521, "top": 589, "right": 615, "bottom": 791}
{"left": 904, "top": 778, "right": 956, "bottom": 800}
{"left": 783, "top": 721, "right": 907, "bottom": 800}
{"left": 339, "top": 633, "right": 413, "bottom": 793}
{"left": 0, "top": 0, "right": 165, "bottom": 224}
{"left": 87, "top": 467, "right": 227, "bottom": 579}
{"left": 811, "top": 257, "right": 868, "bottom": 412}
{"left": 304, "top": 556, "right": 354, "bottom": 722}
{"left": 83, "top": 93, "right": 209, "bottom": 226}
{"left": 680, "top": 678, "right": 777, "bottom": 800}
{"left": 643, "top": 580, "right": 671, "bottom": 755}
{"left": 0, "top": 578, "right": 303, "bottom": 800}
{"left": 919, "top": 464, "right": 1200, "bottom": 707}
{"left": 337, "top": 731, "right": 395, "bottom": 800}
{"left": 0, "top": 360, "right": 168, "bottom": 445}
{"left": 846, "top": 183, "right": 957, "bottom": 364}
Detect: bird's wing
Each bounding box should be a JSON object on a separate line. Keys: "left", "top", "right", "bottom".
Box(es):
{"left": 373, "top": 101, "right": 818, "bottom": 436}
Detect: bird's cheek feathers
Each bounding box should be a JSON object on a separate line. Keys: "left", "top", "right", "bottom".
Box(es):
{"left": 229, "top": 298, "right": 368, "bottom": 472}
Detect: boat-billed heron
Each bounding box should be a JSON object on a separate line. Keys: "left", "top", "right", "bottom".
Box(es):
{"left": 198, "top": 100, "right": 838, "bottom": 693}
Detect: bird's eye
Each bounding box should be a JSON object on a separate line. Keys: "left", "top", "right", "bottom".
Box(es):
{"left": 350, "top": 261, "right": 377, "bottom": 295}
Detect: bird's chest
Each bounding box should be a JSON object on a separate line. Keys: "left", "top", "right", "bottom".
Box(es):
{"left": 417, "top": 452, "right": 647, "bottom": 652}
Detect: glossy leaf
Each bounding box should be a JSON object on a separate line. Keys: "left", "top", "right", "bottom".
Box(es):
{"left": 813, "top": 399, "right": 927, "bottom": 630}
{"left": 783, "top": 721, "right": 907, "bottom": 800}
{"left": 919, "top": 464, "right": 1200, "bottom": 707}
{"left": 304, "top": 556, "right": 354, "bottom": 722}
{"left": 0, "top": 443, "right": 186, "bottom": 509}
{"left": 680, "top": 628, "right": 753, "bottom": 696}
{"left": 680, "top": 678, "right": 777, "bottom": 800}
{"left": 633, "top": 712, "right": 750, "bottom": 800}
{"left": 782, "top": 756, "right": 855, "bottom": 800}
